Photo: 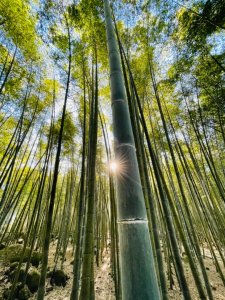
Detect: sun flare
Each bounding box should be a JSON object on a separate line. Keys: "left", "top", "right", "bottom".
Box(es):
{"left": 109, "top": 161, "right": 119, "bottom": 173}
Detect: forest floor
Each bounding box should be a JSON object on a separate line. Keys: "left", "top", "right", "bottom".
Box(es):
{"left": 42, "top": 244, "right": 115, "bottom": 300}
{"left": 168, "top": 247, "right": 225, "bottom": 299}
{"left": 0, "top": 242, "right": 225, "bottom": 299}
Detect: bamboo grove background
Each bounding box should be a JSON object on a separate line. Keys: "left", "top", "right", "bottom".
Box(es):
{"left": 0, "top": 0, "right": 225, "bottom": 299}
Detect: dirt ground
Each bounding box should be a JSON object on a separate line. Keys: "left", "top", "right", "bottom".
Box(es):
{"left": 0, "top": 243, "right": 225, "bottom": 299}
{"left": 41, "top": 245, "right": 115, "bottom": 300}
{"left": 167, "top": 246, "right": 225, "bottom": 300}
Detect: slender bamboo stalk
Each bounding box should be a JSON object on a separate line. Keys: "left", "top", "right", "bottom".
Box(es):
{"left": 79, "top": 49, "right": 99, "bottom": 300}
{"left": 70, "top": 59, "right": 87, "bottom": 300}
{"left": 37, "top": 20, "right": 72, "bottom": 300}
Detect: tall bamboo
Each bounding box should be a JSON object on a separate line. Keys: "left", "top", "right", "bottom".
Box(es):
{"left": 79, "top": 51, "right": 99, "bottom": 300}
{"left": 104, "top": 0, "right": 160, "bottom": 298}
{"left": 36, "top": 18, "right": 72, "bottom": 300}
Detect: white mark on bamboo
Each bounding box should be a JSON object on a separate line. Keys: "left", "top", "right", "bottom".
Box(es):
{"left": 110, "top": 70, "right": 121, "bottom": 76}
{"left": 111, "top": 98, "right": 125, "bottom": 105}
{"left": 117, "top": 219, "right": 147, "bottom": 224}
{"left": 115, "top": 143, "right": 136, "bottom": 149}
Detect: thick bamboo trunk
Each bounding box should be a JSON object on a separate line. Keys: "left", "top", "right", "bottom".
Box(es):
{"left": 104, "top": 1, "right": 160, "bottom": 299}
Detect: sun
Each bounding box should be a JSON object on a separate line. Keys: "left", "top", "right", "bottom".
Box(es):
{"left": 109, "top": 160, "right": 119, "bottom": 173}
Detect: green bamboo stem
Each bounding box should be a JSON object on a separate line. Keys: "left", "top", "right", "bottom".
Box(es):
{"left": 104, "top": 1, "right": 160, "bottom": 299}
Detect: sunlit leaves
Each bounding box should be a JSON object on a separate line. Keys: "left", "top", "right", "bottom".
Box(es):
{"left": 0, "top": 115, "right": 16, "bottom": 158}
{"left": 0, "top": 0, "right": 39, "bottom": 60}
{"left": 40, "top": 79, "right": 59, "bottom": 107}
{"left": 52, "top": 114, "right": 77, "bottom": 155}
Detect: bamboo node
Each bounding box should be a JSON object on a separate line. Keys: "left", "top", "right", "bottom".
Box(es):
{"left": 117, "top": 218, "right": 147, "bottom": 224}
{"left": 115, "top": 143, "right": 135, "bottom": 149}
{"left": 111, "top": 98, "right": 125, "bottom": 106}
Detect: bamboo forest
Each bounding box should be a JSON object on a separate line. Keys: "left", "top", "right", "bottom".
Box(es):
{"left": 0, "top": 0, "right": 225, "bottom": 299}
